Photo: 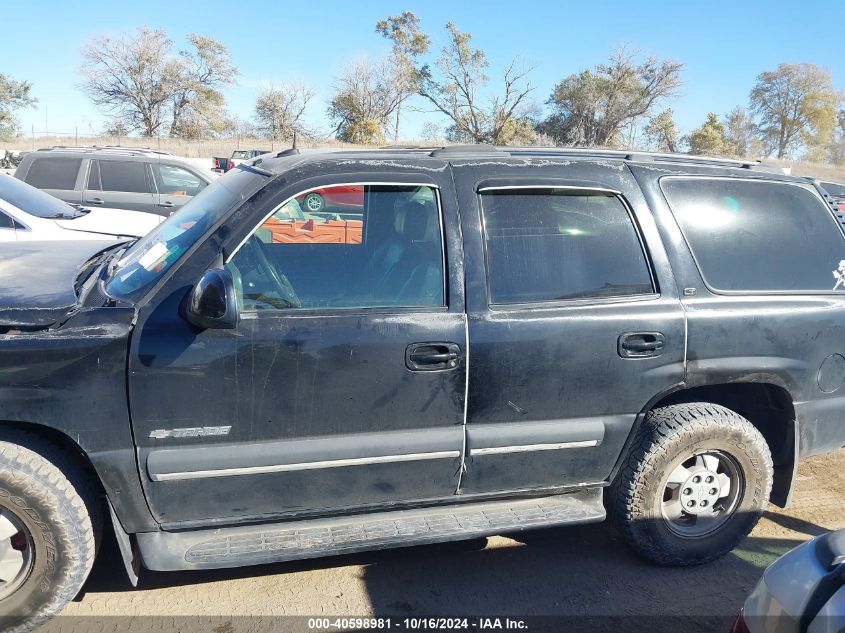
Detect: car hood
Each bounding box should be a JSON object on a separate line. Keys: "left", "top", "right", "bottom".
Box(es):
{"left": 54, "top": 207, "right": 162, "bottom": 238}
{"left": 0, "top": 240, "right": 118, "bottom": 329}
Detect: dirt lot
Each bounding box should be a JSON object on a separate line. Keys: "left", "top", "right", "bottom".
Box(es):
{"left": 41, "top": 451, "right": 845, "bottom": 633}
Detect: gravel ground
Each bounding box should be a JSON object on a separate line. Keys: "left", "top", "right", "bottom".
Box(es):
{"left": 42, "top": 451, "right": 845, "bottom": 633}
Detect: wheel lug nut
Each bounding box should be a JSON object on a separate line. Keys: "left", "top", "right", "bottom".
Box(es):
{"left": 687, "top": 500, "right": 696, "bottom": 507}
{"left": 683, "top": 488, "right": 692, "bottom": 495}
{"left": 710, "top": 488, "right": 718, "bottom": 495}
{"left": 692, "top": 476, "right": 701, "bottom": 483}
{"left": 705, "top": 475, "right": 714, "bottom": 483}
{"left": 700, "top": 500, "right": 708, "bottom": 507}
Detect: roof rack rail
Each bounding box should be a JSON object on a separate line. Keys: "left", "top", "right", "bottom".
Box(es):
{"left": 36, "top": 145, "right": 174, "bottom": 156}
{"left": 429, "top": 144, "right": 507, "bottom": 158}
{"left": 505, "top": 146, "right": 765, "bottom": 168}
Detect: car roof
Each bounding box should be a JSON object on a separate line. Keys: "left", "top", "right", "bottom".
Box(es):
{"left": 32, "top": 146, "right": 177, "bottom": 159}
{"left": 248, "top": 145, "right": 794, "bottom": 180}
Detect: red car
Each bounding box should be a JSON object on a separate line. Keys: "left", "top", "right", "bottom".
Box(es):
{"left": 296, "top": 185, "right": 364, "bottom": 213}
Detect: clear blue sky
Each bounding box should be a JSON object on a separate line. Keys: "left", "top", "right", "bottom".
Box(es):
{"left": 5, "top": 0, "right": 844, "bottom": 140}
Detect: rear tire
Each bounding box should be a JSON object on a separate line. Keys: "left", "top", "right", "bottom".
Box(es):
{"left": 0, "top": 431, "right": 101, "bottom": 632}
{"left": 609, "top": 403, "right": 772, "bottom": 566}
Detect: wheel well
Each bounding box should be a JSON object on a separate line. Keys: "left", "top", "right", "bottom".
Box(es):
{"left": 0, "top": 420, "right": 105, "bottom": 498}
{"left": 652, "top": 383, "right": 795, "bottom": 465}
{"left": 650, "top": 383, "right": 797, "bottom": 508}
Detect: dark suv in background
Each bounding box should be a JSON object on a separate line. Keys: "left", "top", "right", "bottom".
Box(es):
{"left": 14, "top": 146, "right": 216, "bottom": 216}
{"left": 2, "top": 145, "right": 845, "bottom": 630}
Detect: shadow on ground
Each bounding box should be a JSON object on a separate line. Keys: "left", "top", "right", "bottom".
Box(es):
{"left": 77, "top": 515, "right": 813, "bottom": 632}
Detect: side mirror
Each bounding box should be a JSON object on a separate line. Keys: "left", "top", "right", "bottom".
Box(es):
{"left": 185, "top": 268, "right": 239, "bottom": 330}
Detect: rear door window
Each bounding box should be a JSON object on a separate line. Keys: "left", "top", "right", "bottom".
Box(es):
{"left": 661, "top": 177, "right": 845, "bottom": 292}
{"left": 95, "top": 160, "right": 152, "bottom": 193}
{"left": 480, "top": 188, "right": 654, "bottom": 304}
{"left": 23, "top": 157, "right": 81, "bottom": 190}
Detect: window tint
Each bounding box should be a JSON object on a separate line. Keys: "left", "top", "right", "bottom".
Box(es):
{"left": 662, "top": 178, "right": 845, "bottom": 292}
{"left": 24, "top": 157, "right": 81, "bottom": 190}
{"left": 154, "top": 164, "right": 206, "bottom": 196}
{"left": 227, "top": 184, "right": 444, "bottom": 310}
{"left": 480, "top": 189, "right": 653, "bottom": 303}
{"left": 0, "top": 211, "right": 14, "bottom": 230}
{"left": 97, "top": 160, "right": 150, "bottom": 193}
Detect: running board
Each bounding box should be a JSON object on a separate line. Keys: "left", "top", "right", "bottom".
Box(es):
{"left": 137, "top": 488, "right": 605, "bottom": 571}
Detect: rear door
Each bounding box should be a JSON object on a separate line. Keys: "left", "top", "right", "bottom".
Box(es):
{"left": 454, "top": 160, "right": 686, "bottom": 494}
{"left": 83, "top": 158, "right": 156, "bottom": 212}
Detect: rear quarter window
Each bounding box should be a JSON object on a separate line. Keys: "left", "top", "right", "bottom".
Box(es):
{"left": 661, "top": 177, "right": 845, "bottom": 293}
{"left": 23, "top": 157, "right": 81, "bottom": 190}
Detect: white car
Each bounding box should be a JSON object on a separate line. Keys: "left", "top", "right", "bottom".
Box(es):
{"left": 733, "top": 529, "right": 845, "bottom": 633}
{"left": 0, "top": 173, "right": 161, "bottom": 241}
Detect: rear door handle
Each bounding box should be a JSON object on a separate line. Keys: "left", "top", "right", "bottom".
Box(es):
{"left": 406, "top": 342, "right": 461, "bottom": 371}
{"left": 157, "top": 201, "right": 175, "bottom": 208}
{"left": 86, "top": 197, "right": 104, "bottom": 205}
{"left": 618, "top": 332, "right": 665, "bottom": 358}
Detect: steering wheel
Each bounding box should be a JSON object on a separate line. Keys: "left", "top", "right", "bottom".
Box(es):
{"left": 237, "top": 236, "right": 302, "bottom": 309}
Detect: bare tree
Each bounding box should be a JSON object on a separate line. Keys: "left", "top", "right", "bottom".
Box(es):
{"left": 80, "top": 27, "right": 238, "bottom": 138}
{"left": 376, "top": 11, "right": 430, "bottom": 142}
{"left": 328, "top": 58, "right": 401, "bottom": 144}
{"left": 254, "top": 82, "right": 316, "bottom": 144}
{"left": 169, "top": 34, "right": 238, "bottom": 139}
{"left": 723, "top": 106, "right": 760, "bottom": 157}
{"left": 417, "top": 23, "right": 535, "bottom": 145}
{"left": 750, "top": 63, "right": 840, "bottom": 159}
{"left": 0, "top": 73, "right": 37, "bottom": 140}
{"left": 542, "top": 47, "right": 683, "bottom": 147}
{"left": 81, "top": 27, "right": 179, "bottom": 137}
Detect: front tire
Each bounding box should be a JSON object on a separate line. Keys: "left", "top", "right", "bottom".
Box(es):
{"left": 610, "top": 403, "right": 772, "bottom": 566}
{"left": 0, "top": 432, "right": 100, "bottom": 632}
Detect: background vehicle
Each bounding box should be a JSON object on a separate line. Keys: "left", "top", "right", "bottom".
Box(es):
{"left": 14, "top": 146, "right": 216, "bottom": 216}
{"left": 294, "top": 184, "right": 364, "bottom": 216}
{"left": 732, "top": 529, "right": 845, "bottom": 633}
{"left": 2, "top": 146, "right": 845, "bottom": 630}
{"left": 212, "top": 148, "right": 271, "bottom": 173}
{"left": 0, "top": 173, "right": 160, "bottom": 241}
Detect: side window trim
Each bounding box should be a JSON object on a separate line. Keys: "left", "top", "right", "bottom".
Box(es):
{"left": 659, "top": 175, "right": 845, "bottom": 296}
{"left": 86, "top": 159, "right": 101, "bottom": 191}
{"left": 477, "top": 185, "right": 657, "bottom": 307}
{"left": 226, "top": 181, "right": 447, "bottom": 315}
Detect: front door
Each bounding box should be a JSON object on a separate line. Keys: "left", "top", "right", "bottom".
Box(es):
{"left": 454, "top": 161, "right": 686, "bottom": 494}
{"left": 152, "top": 160, "right": 209, "bottom": 216}
{"left": 129, "top": 172, "right": 467, "bottom": 526}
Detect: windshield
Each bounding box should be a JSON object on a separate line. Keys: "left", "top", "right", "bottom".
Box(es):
{"left": 104, "top": 167, "right": 267, "bottom": 300}
{"left": 0, "top": 173, "right": 84, "bottom": 219}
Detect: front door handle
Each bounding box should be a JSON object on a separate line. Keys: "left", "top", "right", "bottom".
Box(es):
{"left": 618, "top": 332, "right": 665, "bottom": 358}
{"left": 406, "top": 342, "right": 461, "bottom": 371}
{"left": 86, "top": 197, "right": 104, "bottom": 205}
{"left": 157, "top": 201, "right": 175, "bottom": 208}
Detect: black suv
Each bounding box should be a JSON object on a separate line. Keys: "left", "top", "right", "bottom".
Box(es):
{"left": 2, "top": 145, "right": 845, "bottom": 629}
